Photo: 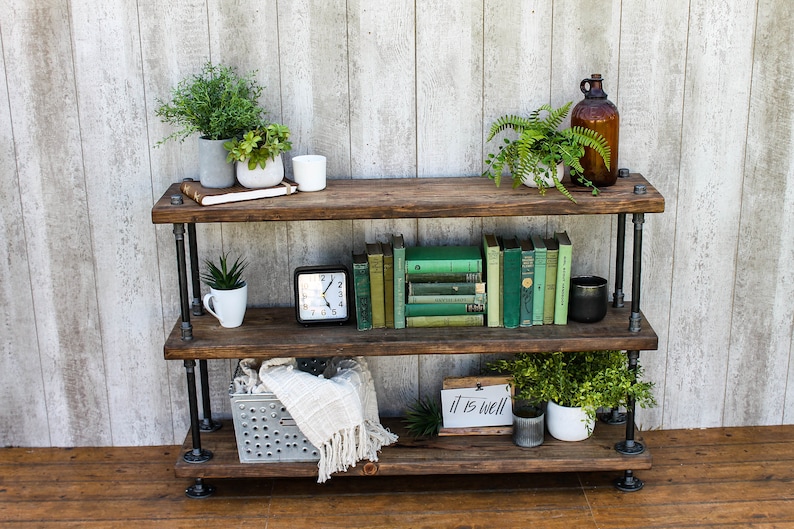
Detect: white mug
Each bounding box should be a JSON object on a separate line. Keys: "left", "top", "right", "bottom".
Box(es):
{"left": 292, "top": 155, "right": 327, "bottom": 192}
{"left": 202, "top": 284, "right": 248, "bottom": 328}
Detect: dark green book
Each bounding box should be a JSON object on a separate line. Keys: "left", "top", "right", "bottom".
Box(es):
{"left": 404, "top": 303, "right": 485, "bottom": 317}
{"left": 519, "top": 238, "right": 535, "bottom": 327}
{"left": 554, "top": 231, "right": 572, "bottom": 325}
{"left": 405, "top": 245, "right": 483, "bottom": 274}
{"left": 352, "top": 252, "right": 372, "bottom": 331}
{"left": 501, "top": 237, "right": 521, "bottom": 329}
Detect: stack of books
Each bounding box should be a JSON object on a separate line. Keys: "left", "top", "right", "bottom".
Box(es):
{"left": 482, "top": 231, "right": 573, "bottom": 329}
{"left": 351, "top": 232, "right": 572, "bottom": 331}
{"left": 403, "top": 245, "right": 485, "bottom": 328}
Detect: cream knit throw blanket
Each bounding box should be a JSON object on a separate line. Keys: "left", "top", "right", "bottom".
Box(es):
{"left": 235, "top": 357, "right": 398, "bottom": 483}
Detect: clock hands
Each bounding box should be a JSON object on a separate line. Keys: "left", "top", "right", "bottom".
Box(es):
{"left": 321, "top": 275, "right": 334, "bottom": 308}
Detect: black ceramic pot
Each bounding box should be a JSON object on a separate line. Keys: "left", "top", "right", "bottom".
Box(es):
{"left": 568, "top": 275, "right": 608, "bottom": 323}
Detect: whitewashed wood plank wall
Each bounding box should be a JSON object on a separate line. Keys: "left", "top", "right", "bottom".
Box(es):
{"left": 0, "top": 0, "right": 791, "bottom": 447}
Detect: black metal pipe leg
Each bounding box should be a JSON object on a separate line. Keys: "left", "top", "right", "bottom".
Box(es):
{"left": 172, "top": 220, "right": 193, "bottom": 341}
{"left": 187, "top": 223, "right": 203, "bottom": 317}
{"left": 629, "top": 210, "right": 645, "bottom": 332}
{"left": 615, "top": 469, "right": 644, "bottom": 492}
{"left": 616, "top": 351, "right": 645, "bottom": 456}
{"left": 185, "top": 477, "right": 216, "bottom": 499}
{"left": 613, "top": 213, "right": 626, "bottom": 308}
{"left": 182, "top": 360, "right": 213, "bottom": 464}
{"left": 199, "top": 359, "right": 222, "bottom": 432}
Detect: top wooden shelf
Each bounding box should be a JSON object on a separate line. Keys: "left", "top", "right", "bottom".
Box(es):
{"left": 151, "top": 173, "right": 664, "bottom": 224}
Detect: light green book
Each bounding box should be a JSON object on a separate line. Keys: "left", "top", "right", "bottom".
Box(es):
{"left": 543, "top": 238, "right": 558, "bottom": 325}
{"left": 405, "top": 314, "right": 484, "bottom": 328}
{"left": 366, "top": 242, "right": 385, "bottom": 328}
{"left": 392, "top": 234, "right": 406, "bottom": 329}
{"left": 405, "top": 245, "right": 482, "bottom": 274}
{"left": 483, "top": 234, "right": 502, "bottom": 328}
{"left": 554, "top": 231, "right": 572, "bottom": 325}
{"left": 530, "top": 234, "right": 546, "bottom": 326}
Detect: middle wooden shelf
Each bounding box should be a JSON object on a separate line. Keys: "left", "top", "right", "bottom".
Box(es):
{"left": 164, "top": 304, "right": 658, "bottom": 361}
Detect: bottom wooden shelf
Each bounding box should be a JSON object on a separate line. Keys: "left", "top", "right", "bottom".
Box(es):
{"left": 174, "top": 418, "right": 651, "bottom": 480}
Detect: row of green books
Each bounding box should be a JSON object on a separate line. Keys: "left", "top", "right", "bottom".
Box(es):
{"left": 351, "top": 232, "right": 572, "bottom": 330}
{"left": 484, "top": 231, "right": 572, "bottom": 329}
{"left": 352, "top": 237, "right": 486, "bottom": 330}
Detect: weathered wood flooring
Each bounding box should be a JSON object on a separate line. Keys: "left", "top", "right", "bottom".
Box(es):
{"left": 2, "top": 425, "right": 794, "bottom": 528}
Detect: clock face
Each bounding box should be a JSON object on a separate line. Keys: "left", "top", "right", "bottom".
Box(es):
{"left": 294, "top": 266, "right": 350, "bottom": 325}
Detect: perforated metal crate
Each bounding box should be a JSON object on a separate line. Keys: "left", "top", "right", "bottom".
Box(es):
{"left": 229, "top": 371, "right": 320, "bottom": 464}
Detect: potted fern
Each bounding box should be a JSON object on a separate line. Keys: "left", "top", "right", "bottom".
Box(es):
{"left": 489, "top": 350, "right": 655, "bottom": 441}
{"left": 201, "top": 253, "right": 248, "bottom": 328}
{"left": 155, "top": 62, "right": 266, "bottom": 188}
{"left": 483, "top": 102, "right": 611, "bottom": 203}
{"left": 224, "top": 123, "right": 292, "bottom": 189}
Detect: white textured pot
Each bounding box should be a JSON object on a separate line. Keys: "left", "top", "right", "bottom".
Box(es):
{"left": 236, "top": 154, "right": 284, "bottom": 189}
{"left": 198, "top": 137, "right": 235, "bottom": 188}
{"left": 546, "top": 401, "right": 595, "bottom": 442}
{"left": 521, "top": 162, "right": 562, "bottom": 189}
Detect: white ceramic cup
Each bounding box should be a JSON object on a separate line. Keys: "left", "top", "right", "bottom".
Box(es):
{"left": 202, "top": 284, "right": 248, "bottom": 328}
{"left": 292, "top": 155, "right": 327, "bottom": 192}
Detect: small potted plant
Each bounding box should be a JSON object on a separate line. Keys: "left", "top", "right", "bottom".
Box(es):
{"left": 402, "top": 396, "right": 443, "bottom": 438}
{"left": 489, "top": 350, "right": 655, "bottom": 441}
{"left": 482, "top": 102, "right": 611, "bottom": 203}
{"left": 224, "top": 123, "right": 292, "bottom": 189}
{"left": 155, "top": 62, "right": 266, "bottom": 188}
{"left": 200, "top": 253, "right": 248, "bottom": 328}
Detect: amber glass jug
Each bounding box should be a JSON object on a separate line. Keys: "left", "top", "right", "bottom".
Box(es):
{"left": 571, "top": 74, "right": 619, "bottom": 187}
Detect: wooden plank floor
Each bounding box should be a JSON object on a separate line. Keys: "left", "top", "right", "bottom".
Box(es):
{"left": 2, "top": 425, "right": 794, "bottom": 528}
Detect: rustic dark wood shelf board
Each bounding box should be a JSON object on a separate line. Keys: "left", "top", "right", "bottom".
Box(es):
{"left": 164, "top": 305, "right": 658, "bottom": 360}
{"left": 174, "top": 418, "right": 651, "bottom": 479}
{"left": 152, "top": 174, "right": 665, "bottom": 224}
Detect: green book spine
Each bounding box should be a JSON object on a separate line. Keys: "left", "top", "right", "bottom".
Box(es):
{"left": 407, "top": 282, "right": 485, "bottom": 296}
{"left": 392, "top": 234, "right": 406, "bottom": 329}
{"left": 543, "top": 238, "right": 558, "bottom": 325}
{"left": 366, "top": 242, "right": 386, "bottom": 328}
{"left": 554, "top": 231, "right": 572, "bottom": 325}
{"left": 405, "top": 245, "right": 483, "bottom": 274}
{"left": 531, "top": 234, "right": 546, "bottom": 325}
{"left": 352, "top": 252, "right": 372, "bottom": 331}
{"left": 502, "top": 237, "right": 521, "bottom": 329}
{"left": 404, "top": 303, "right": 485, "bottom": 317}
{"left": 405, "top": 314, "right": 484, "bottom": 328}
{"left": 406, "top": 272, "right": 483, "bottom": 283}
{"left": 382, "top": 242, "right": 394, "bottom": 328}
{"left": 483, "top": 234, "right": 502, "bottom": 328}
{"left": 406, "top": 293, "right": 487, "bottom": 304}
{"left": 519, "top": 238, "right": 535, "bottom": 327}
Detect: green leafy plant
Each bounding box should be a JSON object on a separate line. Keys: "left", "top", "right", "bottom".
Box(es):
{"left": 482, "top": 102, "right": 611, "bottom": 202}
{"left": 488, "top": 350, "right": 655, "bottom": 424}
{"left": 224, "top": 123, "right": 292, "bottom": 169}
{"left": 201, "top": 253, "right": 248, "bottom": 290}
{"left": 403, "top": 396, "right": 443, "bottom": 438}
{"left": 155, "top": 62, "right": 266, "bottom": 144}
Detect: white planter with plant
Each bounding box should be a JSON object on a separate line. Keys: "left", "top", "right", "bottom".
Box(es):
{"left": 483, "top": 102, "right": 611, "bottom": 203}
{"left": 201, "top": 253, "right": 248, "bottom": 328}
{"left": 489, "top": 350, "right": 655, "bottom": 441}
{"left": 155, "top": 62, "right": 266, "bottom": 188}
{"left": 225, "top": 123, "right": 292, "bottom": 189}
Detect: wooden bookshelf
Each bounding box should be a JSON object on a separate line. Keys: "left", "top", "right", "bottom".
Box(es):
{"left": 152, "top": 173, "right": 664, "bottom": 496}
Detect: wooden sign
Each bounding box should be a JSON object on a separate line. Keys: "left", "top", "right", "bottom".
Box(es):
{"left": 439, "top": 376, "right": 513, "bottom": 436}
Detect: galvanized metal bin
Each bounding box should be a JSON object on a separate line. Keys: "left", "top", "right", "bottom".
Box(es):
{"left": 229, "top": 368, "right": 320, "bottom": 464}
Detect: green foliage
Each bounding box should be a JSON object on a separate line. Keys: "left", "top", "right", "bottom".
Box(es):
{"left": 155, "top": 62, "right": 266, "bottom": 144}
{"left": 224, "top": 123, "right": 292, "bottom": 170}
{"left": 201, "top": 253, "right": 248, "bottom": 290}
{"left": 403, "top": 396, "right": 443, "bottom": 438}
{"left": 482, "top": 102, "right": 611, "bottom": 203}
{"left": 489, "top": 350, "right": 655, "bottom": 424}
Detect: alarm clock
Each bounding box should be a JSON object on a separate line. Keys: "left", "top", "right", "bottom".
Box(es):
{"left": 293, "top": 265, "right": 351, "bottom": 325}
